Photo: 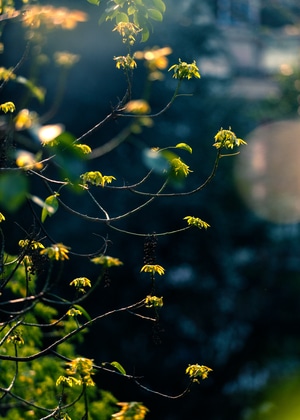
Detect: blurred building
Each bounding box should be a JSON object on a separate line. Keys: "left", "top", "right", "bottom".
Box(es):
{"left": 216, "top": 0, "right": 260, "bottom": 26}
{"left": 199, "top": 0, "right": 300, "bottom": 98}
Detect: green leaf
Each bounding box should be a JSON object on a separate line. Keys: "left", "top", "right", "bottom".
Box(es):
{"left": 175, "top": 143, "right": 193, "bottom": 154}
{"left": 110, "top": 361, "right": 126, "bottom": 375}
{"left": 141, "top": 26, "right": 150, "bottom": 42}
{"left": 116, "top": 12, "right": 129, "bottom": 23}
{"left": 127, "top": 5, "right": 136, "bottom": 15}
{"left": 48, "top": 131, "right": 87, "bottom": 184}
{"left": 73, "top": 304, "right": 92, "bottom": 321}
{"left": 148, "top": 8, "right": 163, "bottom": 21}
{"left": 87, "top": 0, "right": 100, "bottom": 5}
{"left": 41, "top": 194, "right": 59, "bottom": 223}
{"left": 152, "top": 0, "right": 166, "bottom": 13}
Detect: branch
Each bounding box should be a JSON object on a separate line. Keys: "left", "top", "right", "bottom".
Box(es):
{"left": 129, "top": 148, "right": 222, "bottom": 197}
{"left": 134, "top": 379, "right": 192, "bottom": 399}
{"left": 52, "top": 351, "right": 193, "bottom": 401}
{"left": 75, "top": 112, "right": 115, "bottom": 144}
{"left": 0, "top": 299, "right": 147, "bottom": 362}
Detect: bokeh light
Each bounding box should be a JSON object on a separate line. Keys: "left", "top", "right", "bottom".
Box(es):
{"left": 234, "top": 120, "right": 300, "bottom": 224}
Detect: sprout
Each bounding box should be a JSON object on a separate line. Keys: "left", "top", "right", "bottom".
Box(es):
{"left": 91, "top": 255, "right": 123, "bottom": 268}
{"left": 184, "top": 216, "right": 210, "bottom": 229}
{"left": 140, "top": 264, "right": 165, "bottom": 276}
{"left": 213, "top": 127, "right": 247, "bottom": 150}
{"left": 145, "top": 295, "right": 163, "bottom": 308}
{"left": 186, "top": 364, "right": 213, "bottom": 383}
{"left": 40, "top": 243, "right": 70, "bottom": 261}
{"left": 0, "top": 101, "right": 15, "bottom": 113}
{"left": 169, "top": 59, "right": 201, "bottom": 80}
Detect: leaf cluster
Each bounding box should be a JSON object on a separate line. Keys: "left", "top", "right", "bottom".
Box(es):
{"left": 92, "top": 0, "right": 166, "bottom": 42}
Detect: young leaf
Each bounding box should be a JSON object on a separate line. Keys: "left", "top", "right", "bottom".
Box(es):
{"left": 41, "top": 194, "right": 59, "bottom": 223}
{"left": 87, "top": 0, "right": 100, "bottom": 5}
{"left": 175, "top": 143, "right": 193, "bottom": 154}
{"left": 110, "top": 361, "right": 126, "bottom": 375}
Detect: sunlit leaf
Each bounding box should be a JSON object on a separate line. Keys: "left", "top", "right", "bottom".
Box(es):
{"left": 110, "top": 361, "right": 126, "bottom": 375}
{"left": 40, "top": 194, "right": 59, "bottom": 223}
{"left": 175, "top": 143, "right": 193, "bottom": 154}
{"left": 87, "top": 0, "right": 100, "bottom": 4}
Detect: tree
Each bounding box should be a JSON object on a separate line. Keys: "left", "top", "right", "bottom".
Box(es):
{"left": 0, "top": 1, "right": 245, "bottom": 418}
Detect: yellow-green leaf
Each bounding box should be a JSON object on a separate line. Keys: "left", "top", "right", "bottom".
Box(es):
{"left": 41, "top": 194, "right": 59, "bottom": 223}
{"left": 110, "top": 361, "right": 126, "bottom": 375}
{"left": 175, "top": 143, "right": 193, "bottom": 154}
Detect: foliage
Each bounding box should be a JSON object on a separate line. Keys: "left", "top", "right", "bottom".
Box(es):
{"left": 0, "top": 0, "right": 246, "bottom": 418}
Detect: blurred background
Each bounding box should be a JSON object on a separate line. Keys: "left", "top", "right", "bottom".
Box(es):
{"left": 2, "top": 0, "right": 300, "bottom": 418}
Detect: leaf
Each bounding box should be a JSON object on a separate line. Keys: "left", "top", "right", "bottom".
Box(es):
{"left": 40, "top": 194, "right": 59, "bottom": 223}
{"left": 141, "top": 25, "right": 150, "bottom": 42}
{"left": 116, "top": 12, "right": 129, "bottom": 23}
{"left": 30, "top": 194, "right": 51, "bottom": 210}
{"left": 152, "top": 0, "right": 166, "bottom": 13}
{"left": 49, "top": 131, "right": 87, "bottom": 184}
{"left": 87, "top": 0, "right": 100, "bottom": 4}
{"left": 73, "top": 304, "right": 92, "bottom": 321}
{"left": 127, "top": 5, "right": 136, "bottom": 15}
{"left": 175, "top": 143, "right": 193, "bottom": 154}
{"left": 148, "top": 8, "right": 163, "bottom": 21}
{"left": 110, "top": 361, "right": 126, "bottom": 375}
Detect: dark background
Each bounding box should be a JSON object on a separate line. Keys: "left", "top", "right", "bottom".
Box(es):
{"left": 2, "top": 0, "right": 300, "bottom": 419}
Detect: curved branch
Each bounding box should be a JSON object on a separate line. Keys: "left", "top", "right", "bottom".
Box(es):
{"left": 52, "top": 351, "right": 194, "bottom": 401}
{"left": 129, "top": 148, "right": 222, "bottom": 197}
{"left": 115, "top": 80, "right": 183, "bottom": 119}
{"left": 134, "top": 379, "right": 192, "bottom": 399}
{"left": 108, "top": 223, "right": 191, "bottom": 237}
{"left": 56, "top": 177, "right": 169, "bottom": 224}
